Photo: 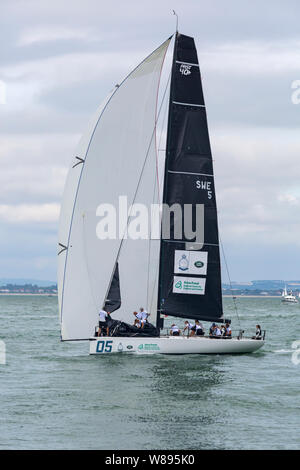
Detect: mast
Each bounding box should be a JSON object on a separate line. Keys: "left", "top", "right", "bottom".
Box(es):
{"left": 157, "top": 32, "right": 223, "bottom": 325}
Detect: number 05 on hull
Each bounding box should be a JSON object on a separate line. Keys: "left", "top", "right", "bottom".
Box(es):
{"left": 89, "top": 336, "right": 264, "bottom": 355}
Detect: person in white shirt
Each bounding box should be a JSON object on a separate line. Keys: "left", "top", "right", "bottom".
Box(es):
{"left": 134, "top": 310, "right": 143, "bottom": 320}
{"left": 133, "top": 310, "right": 142, "bottom": 327}
{"left": 214, "top": 325, "right": 221, "bottom": 337}
{"left": 194, "top": 320, "right": 204, "bottom": 336}
{"left": 170, "top": 324, "right": 181, "bottom": 336}
{"left": 224, "top": 322, "right": 232, "bottom": 338}
{"left": 184, "top": 321, "right": 193, "bottom": 335}
{"left": 98, "top": 309, "right": 110, "bottom": 336}
{"left": 139, "top": 308, "right": 149, "bottom": 328}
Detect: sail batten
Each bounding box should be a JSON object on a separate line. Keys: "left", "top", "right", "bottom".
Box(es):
{"left": 157, "top": 33, "right": 223, "bottom": 324}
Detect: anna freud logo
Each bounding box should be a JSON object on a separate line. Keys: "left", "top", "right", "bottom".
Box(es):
{"left": 95, "top": 196, "right": 204, "bottom": 245}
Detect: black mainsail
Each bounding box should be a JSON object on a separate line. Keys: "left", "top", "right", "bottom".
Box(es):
{"left": 104, "top": 262, "right": 121, "bottom": 313}
{"left": 157, "top": 33, "right": 223, "bottom": 324}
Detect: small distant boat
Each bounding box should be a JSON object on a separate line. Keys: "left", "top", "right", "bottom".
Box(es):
{"left": 281, "top": 286, "right": 298, "bottom": 303}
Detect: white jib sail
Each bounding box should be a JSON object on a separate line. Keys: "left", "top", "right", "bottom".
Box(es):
{"left": 58, "top": 38, "right": 171, "bottom": 340}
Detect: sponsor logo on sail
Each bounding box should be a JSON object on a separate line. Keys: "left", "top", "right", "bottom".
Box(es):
{"left": 173, "top": 276, "right": 206, "bottom": 295}
{"left": 179, "top": 64, "right": 192, "bottom": 76}
{"left": 174, "top": 250, "right": 208, "bottom": 275}
{"left": 194, "top": 261, "right": 204, "bottom": 268}
{"left": 178, "top": 254, "right": 189, "bottom": 271}
{"left": 126, "top": 345, "right": 133, "bottom": 350}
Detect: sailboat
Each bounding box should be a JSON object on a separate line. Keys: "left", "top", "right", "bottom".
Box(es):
{"left": 281, "top": 286, "right": 298, "bottom": 303}
{"left": 58, "top": 31, "right": 265, "bottom": 355}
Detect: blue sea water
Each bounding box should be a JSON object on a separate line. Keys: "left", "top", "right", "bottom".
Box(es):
{"left": 0, "top": 295, "right": 299, "bottom": 450}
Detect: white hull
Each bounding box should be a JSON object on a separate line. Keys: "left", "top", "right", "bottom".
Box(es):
{"left": 89, "top": 335, "right": 264, "bottom": 355}
{"left": 281, "top": 297, "right": 298, "bottom": 303}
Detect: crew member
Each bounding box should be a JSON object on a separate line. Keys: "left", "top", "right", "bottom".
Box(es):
{"left": 140, "top": 308, "right": 149, "bottom": 328}
{"left": 213, "top": 325, "right": 222, "bottom": 338}
{"left": 98, "top": 309, "right": 110, "bottom": 337}
{"left": 194, "top": 320, "right": 204, "bottom": 336}
{"left": 209, "top": 323, "right": 216, "bottom": 336}
{"left": 224, "top": 322, "right": 232, "bottom": 338}
{"left": 184, "top": 321, "right": 193, "bottom": 335}
{"left": 252, "top": 324, "right": 262, "bottom": 340}
{"left": 170, "top": 324, "right": 180, "bottom": 336}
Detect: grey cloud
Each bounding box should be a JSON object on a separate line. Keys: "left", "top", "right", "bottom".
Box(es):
{"left": 1, "top": 0, "right": 300, "bottom": 280}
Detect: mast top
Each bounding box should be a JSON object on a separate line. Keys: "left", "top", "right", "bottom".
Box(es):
{"left": 172, "top": 10, "right": 179, "bottom": 33}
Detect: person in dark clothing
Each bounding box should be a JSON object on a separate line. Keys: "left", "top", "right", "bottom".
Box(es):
{"left": 252, "top": 324, "right": 262, "bottom": 340}
{"left": 194, "top": 320, "right": 204, "bottom": 336}
{"left": 209, "top": 323, "right": 216, "bottom": 337}
{"left": 170, "top": 324, "right": 180, "bottom": 336}
{"left": 98, "top": 309, "right": 111, "bottom": 336}
{"left": 224, "top": 322, "right": 232, "bottom": 338}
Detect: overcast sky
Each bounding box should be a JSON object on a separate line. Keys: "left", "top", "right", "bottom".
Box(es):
{"left": 0, "top": 0, "right": 300, "bottom": 282}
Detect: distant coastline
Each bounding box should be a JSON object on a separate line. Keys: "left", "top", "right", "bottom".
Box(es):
{"left": 0, "top": 293, "right": 57, "bottom": 296}
{"left": 223, "top": 295, "right": 281, "bottom": 298}
{"left": 1, "top": 278, "right": 299, "bottom": 298}
{"left": 0, "top": 282, "right": 57, "bottom": 296}
{"left": 0, "top": 293, "right": 283, "bottom": 298}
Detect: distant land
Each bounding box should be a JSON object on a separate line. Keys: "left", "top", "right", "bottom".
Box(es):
{"left": 0, "top": 279, "right": 299, "bottom": 296}
{"left": 0, "top": 279, "right": 57, "bottom": 295}
{"left": 0, "top": 278, "right": 56, "bottom": 287}
{"left": 222, "top": 280, "right": 300, "bottom": 296}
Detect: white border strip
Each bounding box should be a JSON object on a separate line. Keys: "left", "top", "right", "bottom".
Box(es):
{"left": 168, "top": 170, "right": 214, "bottom": 177}
{"left": 176, "top": 61, "right": 199, "bottom": 67}
{"left": 173, "top": 101, "right": 205, "bottom": 108}
{"left": 162, "top": 239, "right": 219, "bottom": 247}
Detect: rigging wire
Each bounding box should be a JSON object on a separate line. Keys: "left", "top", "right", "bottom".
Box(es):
{"left": 220, "top": 237, "right": 242, "bottom": 330}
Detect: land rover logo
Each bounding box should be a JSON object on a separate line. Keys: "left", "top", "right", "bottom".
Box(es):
{"left": 127, "top": 345, "right": 133, "bottom": 350}
{"left": 194, "top": 261, "right": 204, "bottom": 268}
